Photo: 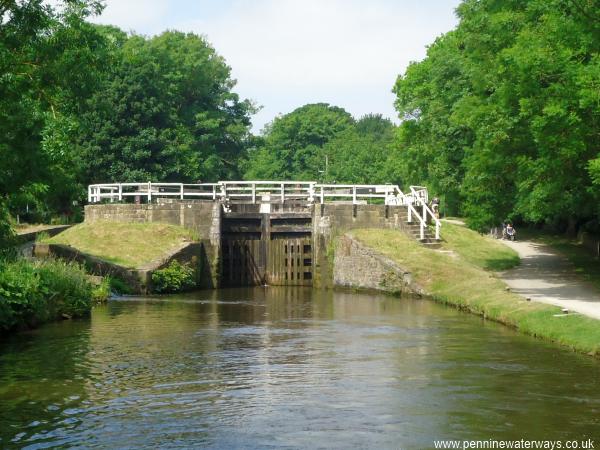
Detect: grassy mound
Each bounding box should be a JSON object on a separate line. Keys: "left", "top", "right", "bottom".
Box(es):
{"left": 45, "top": 222, "right": 196, "bottom": 268}
{"left": 351, "top": 226, "right": 600, "bottom": 356}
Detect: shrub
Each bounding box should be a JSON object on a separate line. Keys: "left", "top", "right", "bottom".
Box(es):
{"left": 151, "top": 260, "right": 196, "bottom": 293}
{"left": 107, "top": 276, "right": 133, "bottom": 295}
{"left": 0, "top": 258, "right": 93, "bottom": 332}
{"left": 91, "top": 278, "right": 111, "bottom": 303}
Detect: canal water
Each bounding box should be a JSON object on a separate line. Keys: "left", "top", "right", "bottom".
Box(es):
{"left": 1, "top": 288, "right": 599, "bottom": 449}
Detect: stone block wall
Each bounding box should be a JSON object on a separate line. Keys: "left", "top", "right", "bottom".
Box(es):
{"left": 333, "top": 234, "right": 423, "bottom": 295}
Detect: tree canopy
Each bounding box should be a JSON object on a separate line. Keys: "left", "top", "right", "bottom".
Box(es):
{"left": 394, "top": 0, "right": 600, "bottom": 232}
{"left": 243, "top": 103, "right": 355, "bottom": 180}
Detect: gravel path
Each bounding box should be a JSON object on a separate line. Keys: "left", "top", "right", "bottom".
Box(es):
{"left": 500, "top": 240, "right": 600, "bottom": 320}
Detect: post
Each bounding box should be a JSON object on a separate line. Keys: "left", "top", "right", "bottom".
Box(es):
{"left": 352, "top": 186, "right": 357, "bottom": 204}
{"left": 281, "top": 182, "right": 285, "bottom": 204}
{"left": 422, "top": 202, "right": 426, "bottom": 223}
{"left": 320, "top": 186, "right": 324, "bottom": 204}
{"left": 118, "top": 184, "right": 122, "bottom": 202}
{"left": 435, "top": 222, "right": 440, "bottom": 240}
{"left": 420, "top": 221, "right": 424, "bottom": 240}
{"left": 252, "top": 183, "right": 256, "bottom": 204}
{"left": 180, "top": 183, "right": 184, "bottom": 200}
{"left": 147, "top": 181, "right": 152, "bottom": 202}
{"left": 212, "top": 184, "right": 216, "bottom": 201}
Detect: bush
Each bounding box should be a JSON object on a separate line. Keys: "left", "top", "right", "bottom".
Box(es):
{"left": 151, "top": 260, "right": 196, "bottom": 293}
{"left": 0, "top": 258, "right": 93, "bottom": 332}
{"left": 91, "top": 278, "right": 111, "bottom": 303}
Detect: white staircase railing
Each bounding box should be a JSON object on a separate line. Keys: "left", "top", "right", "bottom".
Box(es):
{"left": 409, "top": 185, "right": 441, "bottom": 240}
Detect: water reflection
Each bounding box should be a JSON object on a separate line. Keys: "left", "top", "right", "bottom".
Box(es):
{"left": 0, "top": 287, "right": 599, "bottom": 448}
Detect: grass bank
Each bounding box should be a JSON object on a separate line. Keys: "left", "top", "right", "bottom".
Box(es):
{"left": 43, "top": 222, "right": 196, "bottom": 268}
{"left": 0, "top": 258, "right": 108, "bottom": 333}
{"left": 351, "top": 224, "right": 600, "bottom": 356}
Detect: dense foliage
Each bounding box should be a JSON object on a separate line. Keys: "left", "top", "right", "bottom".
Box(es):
{"left": 151, "top": 260, "right": 196, "bottom": 293}
{"left": 0, "top": 1, "right": 254, "bottom": 225}
{"left": 243, "top": 105, "right": 399, "bottom": 183}
{"left": 0, "top": 258, "right": 93, "bottom": 332}
{"left": 243, "top": 103, "right": 355, "bottom": 180}
{"left": 75, "top": 29, "right": 255, "bottom": 184}
{"left": 394, "top": 0, "right": 600, "bottom": 232}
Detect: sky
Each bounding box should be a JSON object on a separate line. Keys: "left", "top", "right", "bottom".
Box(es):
{"left": 90, "top": 0, "right": 462, "bottom": 133}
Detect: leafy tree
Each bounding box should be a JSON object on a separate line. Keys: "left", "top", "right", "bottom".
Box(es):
{"left": 324, "top": 114, "right": 397, "bottom": 184}
{"left": 393, "top": 0, "right": 600, "bottom": 232}
{"left": 0, "top": 0, "right": 105, "bottom": 222}
{"left": 75, "top": 30, "right": 255, "bottom": 184}
{"left": 243, "top": 103, "right": 354, "bottom": 180}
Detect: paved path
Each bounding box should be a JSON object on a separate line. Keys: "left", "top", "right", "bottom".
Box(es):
{"left": 500, "top": 240, "right": 600, "bottom": 320}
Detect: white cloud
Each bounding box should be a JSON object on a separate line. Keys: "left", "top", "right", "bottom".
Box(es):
{"left": 92, "top": 0, "right": 460, "bottom": 132}
{"left": 92, "top": 0, "right": 171, "bottom": 34}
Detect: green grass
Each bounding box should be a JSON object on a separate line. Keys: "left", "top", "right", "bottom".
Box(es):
{"left": 441, "top": 222, "right": 520, "bottom": 271}
{"left": 44, "top": 222, "right": 197, "bottom": 268}
{"left": 351, "top": 228, "right": 600, "bottom": 357}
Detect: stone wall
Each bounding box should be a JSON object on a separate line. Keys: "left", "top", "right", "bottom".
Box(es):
{"left": 312, "top": 203, "right": 411, "bottom": 288}
{"left": 333, "top": 234, "right": 423, "bottom": 295}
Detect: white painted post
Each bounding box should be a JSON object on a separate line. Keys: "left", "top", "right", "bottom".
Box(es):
{"left": 420, "top": 221, "right": 425, "bottom": 240}
{"left": 252, "top": 183, "right": 256, "bottom": 204}
{"left": 180, "top": 183, "right": 184, "bottom": 200}
{"left": 422, "top": 202, "right": 426, "bottom": 223}
{"left": 118, "top": 184, "right": 122, "bottom": 202}
{"left": 352, "top": 186, "right": 357, "bottom": 204}
{"left": 148, "top": 181, "right": 152, "bottom": 202}
{"left": 320, "top": 186, "right": 324, "bottom": 204}
{"left": 212, "top": 184, "right": 216, "bottom": 201}
{"left": 281, "top": 183, "right": 285, "bottom": 204}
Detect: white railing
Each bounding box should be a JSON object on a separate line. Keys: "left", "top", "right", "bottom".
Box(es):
{"left": 87, "top": 181, "right": 440, "bottom": 240}
{"left": 88, "top": 181, "right": 408, "bottom": 206}
{"left": 409, "top": 185, "right": 441, "bottom": 240}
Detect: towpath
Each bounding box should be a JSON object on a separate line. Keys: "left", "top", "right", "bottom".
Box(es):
{"left": 500, "top": 239, "right": 600, "bottom": 320}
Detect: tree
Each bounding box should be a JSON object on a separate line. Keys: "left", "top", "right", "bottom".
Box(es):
{"left": 393, "top": 0, "right": 600, "bottom": 232}
{"left": 75, "top": 30, "right": 255, "bottom": 184}
{"left": 0, "top": 0, "right": 105, "bottom": 221}
{"left": 324, "top": 114, "right": 397, "bottom": 184}
{"left": 243, "top": 103, "right": 354, "bottom": 180}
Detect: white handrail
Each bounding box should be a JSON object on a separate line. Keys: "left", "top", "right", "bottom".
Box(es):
{"left": 409, "top": 186, "right": 441, "bottom": 240}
